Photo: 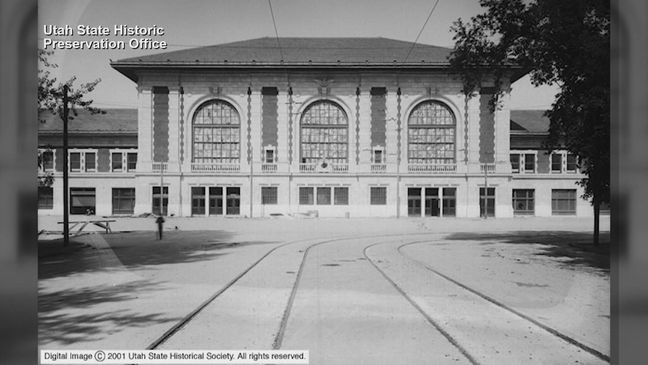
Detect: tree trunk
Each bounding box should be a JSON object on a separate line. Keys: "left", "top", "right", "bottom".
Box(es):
{"left": 593, "top": 199, "right": 600, "bottom": 247}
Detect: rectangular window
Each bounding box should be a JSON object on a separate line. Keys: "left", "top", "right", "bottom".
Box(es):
{"left": 566, "top": 154, "right": 577, "bottom": 172}
{"left": 127, "top": 153, "right": 137, "bottom": 171}
{"left": 70, "top": 152, "right": 81, "bottom": 172}
{"left": 41, "top": 150, "right": 54, "bottom": 171}
{"left": 112, "top": 188, "right": 135, "bottom": 215}
{"left": 191, "top": 187, "right": 206, "bottom": 215}
{"left": 370, "top": 187, "right": 387, "bottom": 205}
{"left": 112, "top": 152, "right": 123, "bottom": 171}
{"left": 38, "top": 186, "right": 53, "bottom": 209}
{"left": 373, "top": 149, "right": 383, "bottom": 164}
{"left": 512, "top": 189, "right": 535, "bottom": 215}
{"left": 479, "top": 187, "right": 495, "bottom": 217}
{"left": 70, "top": 187, "right": 96, "bottom": 215}
{"left": 85, "top": 152, "right": 96, "bottom": 171}
{"left": 334, "top": 187, "right": 349, "bottom": 205}
{"left": 264, "top": 149, "right": 275, "bottom": 163}
{"left": 524, "top": 154, "right": 535, "bottom": 173}
{"left": 442, "top": 188, "right": 456, "bottom": 217}
{"left": 317, "top": 187, "right": 331, "bottom": 205}
{"left": 551, "top": 153, "right": 563, "bottom": 173}
{"left": 299, "top": 187, "right": 314, "bottom": 205}
{"left": 510, "top": 154, "right": 520, "bottom": 173}
{"left": 552, "top": 189, "right": 576, "bottom": 215}
{"left": 152, "top": 186, "right": 168, "bottom": 216}
{"left": 261, "top": 187, "right": 278, "bottom": 205}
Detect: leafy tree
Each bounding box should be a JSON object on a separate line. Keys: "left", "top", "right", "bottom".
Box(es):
{"left": 449, "top": 0, "right": 609, "bottom": 245}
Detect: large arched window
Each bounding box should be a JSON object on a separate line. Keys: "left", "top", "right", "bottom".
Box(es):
{"left": 407, "top": 100, "right": 456, "bottom": 164}
{"left": 300, "top": 100, "right": 348, "bottom": 164}
{"left": 192, "top": 100, "right": 240, "bottom": 163}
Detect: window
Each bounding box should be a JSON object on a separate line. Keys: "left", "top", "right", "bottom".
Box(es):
{"left": 69, "top": 150, "right": 97, "bottom": 172}
{"left": 112, "top": 152, "right": 123, "bottom": 171}
{"left": 112, "top": 188, "right": 135, "bottom": 215}
{"left": 334, "top": 187, "right": 349, "bottom": 205}
{"left": 551, "top": 153, "right": 563, "bottom": 173}
{"left": 299, "top": 187, "right": 314, "bottom": 205}
{"left": 39, "top": 149, "right": 54, "bottom": 172}
{"left": 512, "top": 189, "right": 534, "bottom": 215}
{"left": 370, "top": 187, "right": 387, "bottom": 205}
{"left": 70, "top": 188, "right": 95, "bottom": 215}
{"left": 38, "top": 186, "right": 53, "bottom": 209}
{"left": 510, "top": 152, "right": 536, "bottom": 173}
{"left": 317, "top": 187, "right": 331, "bottom": 205}
{"left": 127, "top": 153, "right": 137, "bottom": 171}
{"left": 408, "top": 101, "right": 456, "bottom": 164}
{"left": 510, "top": 154, "right": 520, "bottom": 173}
{"left": 442, "top": 188, "right": 456, "bottom": 217}
{"left": 192, "top": 100, "right": 240, "bottom": 163}
{"left": 479, "top": 187, "right": 495, "bottom": 217}
{"left": 372, "top": 148, "right": 384, "bottom": 164}
{"left": 300, "top": 100, "right": 348, "bottom": 164}
{"left": 264, "top": 148, "right": 275, "bottom": 163}
{"left": 566, "top": 154, "right": 578, "bottom": 172}
{"left": 192, "top": 187, "right": 206, "bottom": 215}
{"left": 152, "top": 186, "right": 168, "bottom": 216}
{"left": 261, "top": 187, "right": 278, "bottom": 205}
{"left": 552, "top": 189, "right": 576, "bottom": 215}
{"left": 524, "top": 154, "right": 535, "bottom": 173}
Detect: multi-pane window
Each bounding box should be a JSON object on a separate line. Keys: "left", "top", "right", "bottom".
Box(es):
{"left": 551, "top": 153, "right": 563, "bottom": 173}
{"left": 510, "top": 152, "right": 536, "bottom": 173}
{"left": 69, "top": 150, "right": 96, "bottom": 172}
{"left": 550, "top": 151, "right": 578, "bottom": 173}
{"left": 408, "top": 101, "right": 456, "bottom": 164}
{"left": 552, "top": 189, "right": 577, "bottom": 215}
{"left": 261, "top": 187, "right": 278, "bottom": 205}
{"left": 193, "top": 100, "right": 240, "bottom": 163}
{"left": 372, "top": 148, "right": 384, "bottom": 164}
{"left": 479, "top": 187, "right": 495, "bottom": 217}
{"left": 38, "top": 186, "right": 53, "bottom": 209}
{"left": 39, "top": 149, "right": 54, "bottom": 172}
{"left": 512, "top": 189, "right": 534, "bottom": 215}
{"left": 317, "top": 187, "right": 331, "bottom": 205}
{"left": 111, "top": 152, "right": 123, "bottom": 171}
{"left": 112, "top": 188, "right": 135, "bottom": 215}
{"left": 264, "top": 148, "right": 276, "bottom": 163}
{"left": 111, "top": 150, "right": 138, "bottom": 172}
{"left": 299, "top": 187, "right": 314, "bottom": 205}
{"left": 127, "top": 153, "right": 137, "bottom": 171}
{"left": 566, "top": 154, "right": 578, "bottom": 172}
{"left": 300, "top": 101, "right": 348, "bottom": 164}
{"left": 334, "top": 187, "right": 349, "bottom": 205}
{"left": 152, "top": 186, "right": 168, "bottom": 216}
{"left": 370, "top": 187, "right": 387, "bottom": 205}
{"left": 70, "top": 187, "right": 96, "bottom": 215}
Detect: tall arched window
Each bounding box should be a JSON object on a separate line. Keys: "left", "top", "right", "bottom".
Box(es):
{"left": 408, "top": 101, "right": 456, "bottom": 164}
{"left": 192, "top": 100, "right": 240, "bottom": 163}
{"left": 300, "top": 100, "right": 348, "bottom": 164}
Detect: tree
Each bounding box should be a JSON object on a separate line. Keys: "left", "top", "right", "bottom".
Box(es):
{"left": 38, "top": 49, "right": 104, "bottom": 244}
{"left": 449, "top": 0, "right": 609, "bottom": 245}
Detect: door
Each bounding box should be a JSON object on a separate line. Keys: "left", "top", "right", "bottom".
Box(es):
{"left": 209, "top": 187, "right": 223, "bottom": 215}
{"left": 424, "top": 188, "right": 440, "bottom": 217}
{"left": 408, "top": 188, "right": 421, "bottom": 217}
{"left": 226, "top": 187, "right": 240, "bottom": 215}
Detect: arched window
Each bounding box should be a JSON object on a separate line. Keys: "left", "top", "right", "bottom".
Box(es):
{"left": 192, "top": 100, "right": 240, "bottom": 163}
{"left": 407, "top": 101, "right": 456, "bottom": 164}
{"left": 300, "top": 100, "right": 348, "bottom": 164}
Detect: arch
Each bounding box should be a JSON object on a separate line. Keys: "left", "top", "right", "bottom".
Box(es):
{"left": 407, "top": 100, "right": 457, "bottom": 165}
{"left": 299, "top": 100, "right": 349, "bottom": 164}
{"left": 191, "top": 99, "right": 241, "bottom": 163}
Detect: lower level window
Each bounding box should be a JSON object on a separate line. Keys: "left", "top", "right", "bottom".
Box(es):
{"left": 479, "top": 187, "right": 495, "bottom": 217}
{"left": 70, "top": 187, "right": 96, "bottom": 215}
{"left": 152, "top": 186, "right": 168, "bottom": 216}
{"left": 512, "top": 189, "right": 535, "bottom": 215}
{"left": 370, "top": 187, "right": 387, "bottom": 205}
{"left": 261, "top": 187, "right": 278, "bottom": 205}
{"left": 299, "top": 187, "right": 314, "bottom": 205}
{"left": 38, "top": 186, "right": 53, "bottom": 209}
{"left": 442, "top": 188, "right": 456, "bottom": 217}
{"left": 334, "top": 187, "right": 349, "bottom": 205}
{"left": 317, "top": 187, "right": 331, "bottom": 205}
{"left": 192, "top": 187, "right": 206, "bottom": 215}
{"left": 112, "top": 188, "right": 135, "bottom": 215}
{"left": 552, "top": 189, "right": 576, "bottom": 215}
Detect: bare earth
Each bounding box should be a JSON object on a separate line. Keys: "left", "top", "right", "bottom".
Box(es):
{"left": 38, "top": 216, "right": 610, "bottom": 364}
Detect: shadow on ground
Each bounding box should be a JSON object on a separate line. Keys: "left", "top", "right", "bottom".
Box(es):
{"left": 38, "top": 279, "right": 178, "bottom": 346}
{"left": 445, "top": 231, "right": 610, "bottom": 271}
{"left": 39, "top": 230, "right": 279, "bottom": 280}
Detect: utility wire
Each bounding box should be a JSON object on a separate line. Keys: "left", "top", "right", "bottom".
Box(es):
{"left": 267, "top": 0, "right": 284, "bottom": 62}
{"left": 403, "top": 0, "right": 441, "bottom": 63}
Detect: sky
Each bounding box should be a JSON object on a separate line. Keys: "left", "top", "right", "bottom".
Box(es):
{"left": 38, "top": 0, "right": 558, "bottom": 110}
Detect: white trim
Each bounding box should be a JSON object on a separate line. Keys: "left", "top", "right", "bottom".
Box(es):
{"left": 69, "top": 149, "right": 97, "bottom": 173}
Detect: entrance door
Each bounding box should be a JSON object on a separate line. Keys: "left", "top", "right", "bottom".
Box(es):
{"left": 408, "top": 188, "right": 421, "bottom": 216}
{"left": 226, "top": 187, "right": 240, "bottom": 215}
{"left": 424, "top": 188, "right": 440, "bottom": 217}
{"left": 209, "top": 187, "right": 223, "bottom": 215}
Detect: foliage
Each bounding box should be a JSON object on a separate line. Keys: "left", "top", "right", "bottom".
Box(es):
{"left": 449, "top": 0, "right": 610, "bottom": 205}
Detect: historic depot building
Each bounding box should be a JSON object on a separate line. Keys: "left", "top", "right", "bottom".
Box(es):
{"left": 38, "top": 37, "right": 591, "bottom": 218}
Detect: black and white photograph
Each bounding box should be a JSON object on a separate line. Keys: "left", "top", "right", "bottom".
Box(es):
{"left": 36, "top": 0, "right": 611, "bottom": 364}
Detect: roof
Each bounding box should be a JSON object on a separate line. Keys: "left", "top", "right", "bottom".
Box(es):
{"left": 509, "top": 110, "right": 550, "bottom": 134}
{"left": 38, "top": 109, "right": 137, "bottom": 134}
{"left": 111, "top": 37, "right": 525, "bottom": 82}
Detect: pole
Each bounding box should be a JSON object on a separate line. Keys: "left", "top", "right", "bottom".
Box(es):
{"left": 159, "top": 162, "right": 164, "bottom": 216}
{"left": 62, "top": 85, "right": 70, "bottom": 245}
{"left": 483, "top": 163, "right": 489, "bottom": 219}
